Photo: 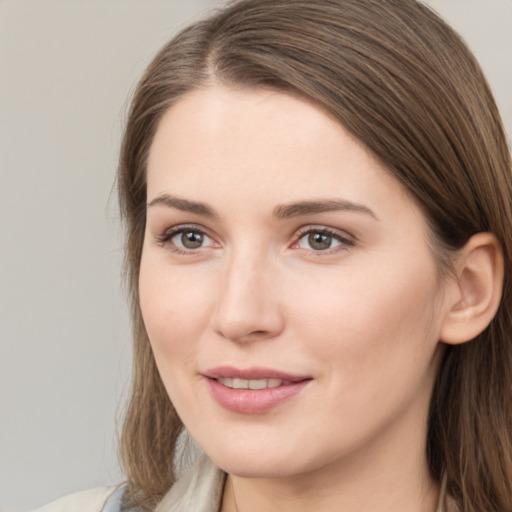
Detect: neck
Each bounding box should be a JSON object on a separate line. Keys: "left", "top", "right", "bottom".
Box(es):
{"left": 221, "top": 414, "right": 440, "bottom": 512}
{"left": 223, "top": 459, "right": 439, "bottom": 512}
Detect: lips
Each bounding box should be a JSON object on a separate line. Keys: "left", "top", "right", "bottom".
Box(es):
{"left": 203, "top": 366, "right": 312, "bottom": 414}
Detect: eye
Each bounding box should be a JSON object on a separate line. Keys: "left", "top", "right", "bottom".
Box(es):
{"left": 293, "top": 227, "right": 353, "bottom": 252}
{"left": 174, "top": 230, "right": 208, "bottom": 250}
{"left": 155, "top": 225, "right": 218, "bottom": 253}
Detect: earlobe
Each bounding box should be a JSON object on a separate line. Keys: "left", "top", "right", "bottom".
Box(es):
{"left": 440, "top": 232, "right": 504, "bottom": 345}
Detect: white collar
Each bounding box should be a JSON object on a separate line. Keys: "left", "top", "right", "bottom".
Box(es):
{"left": 155, "top": 455, "right": 225, "bottom": 512}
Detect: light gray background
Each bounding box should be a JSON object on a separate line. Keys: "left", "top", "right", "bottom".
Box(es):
{"left": 0, "top": 1, "right": 510, "bottom": 511}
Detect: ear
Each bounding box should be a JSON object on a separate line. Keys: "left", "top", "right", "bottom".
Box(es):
{"left": 440, "top": 232, "right": 504, "bottom": 345}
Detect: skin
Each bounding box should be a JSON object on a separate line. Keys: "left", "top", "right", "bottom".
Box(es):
{"left": 139, "top": 85, "right": 455, "bottom": 512}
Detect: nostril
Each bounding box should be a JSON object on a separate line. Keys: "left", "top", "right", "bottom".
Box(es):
{"left": 240, "top": 329, "right": 276, "bottom": 342}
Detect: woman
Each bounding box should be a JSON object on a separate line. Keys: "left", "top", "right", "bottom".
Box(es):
{"left": 36, "top": 0, "right": 512, "bottom": 511}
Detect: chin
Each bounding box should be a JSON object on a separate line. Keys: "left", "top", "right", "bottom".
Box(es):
{"left": 211, "top": 453, "right": 298, "bottom": 478}
{"left": 195, "top": 435, "right": 319, "bottom": 479}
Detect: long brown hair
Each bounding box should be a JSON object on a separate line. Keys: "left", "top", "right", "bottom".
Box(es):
{"left": 117, "top": 1, "right": 512, "bottom": 510}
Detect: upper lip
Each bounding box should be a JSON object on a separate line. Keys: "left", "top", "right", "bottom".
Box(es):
{"left": 203, "top": 366, "right": 311, "bottom": 382}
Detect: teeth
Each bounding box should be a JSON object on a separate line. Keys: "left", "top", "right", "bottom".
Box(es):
{"left": 217, "top": 378, "right": 285, "bottom": 389}
{"left": 249, "top": 379, "right": 267, "bottom": 390}
{"left": 233, "top": 378, "right": 249, "bottom": 389}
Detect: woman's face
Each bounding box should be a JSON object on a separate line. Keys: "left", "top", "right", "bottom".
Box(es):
{"left": 140, "top": 85, "right": 450, "bottom": 479}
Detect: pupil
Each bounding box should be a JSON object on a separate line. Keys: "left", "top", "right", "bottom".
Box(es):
{"left": 309, "top": 232, "right": 331, "bottom": 250}
{"left": 182, "top": 231, "right": 203, "bottom": 249}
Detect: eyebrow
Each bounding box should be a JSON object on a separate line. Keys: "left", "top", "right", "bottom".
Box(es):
{"left": 147, "top": 194, "right": 216, "bottom": 217}
{"left": 272, "top": 199, "right": 378, "bottom": 220}
{"left": 147, "top": 194, "right": 377, "bottom": 220}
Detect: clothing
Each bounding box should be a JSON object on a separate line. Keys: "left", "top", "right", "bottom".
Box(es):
{"left": 32, "top": 455, "right": 456, "bottom": 512}
{"left": 31, "top": 486, "right": 121, "bottom": 512}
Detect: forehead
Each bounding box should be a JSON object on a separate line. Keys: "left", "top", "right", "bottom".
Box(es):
{"left": 146, "top": 85, "right": 415, "bottom": 221}
{"left": 148, "top": 85, "right": 357, "bottom": 168}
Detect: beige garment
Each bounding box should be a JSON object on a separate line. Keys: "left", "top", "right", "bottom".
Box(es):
{"left": 31, "top": 486, "right": 119, "bottom": 512}
{"left": 155, "top": 455, "right": 225, "bottom": 512}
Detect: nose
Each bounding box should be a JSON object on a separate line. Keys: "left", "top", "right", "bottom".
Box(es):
{"left": 211, "top": 250, "right": 285, "bottom": 343}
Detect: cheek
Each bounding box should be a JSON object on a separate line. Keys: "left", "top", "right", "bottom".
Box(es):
{"left": 281, "top": 258, "right": 443, "bottom": 451}
{"left": 290, "top": 255, "right": 443, "bottom": 387}
{"left": 138, "top": 255, "right": 214, "bottom": 373}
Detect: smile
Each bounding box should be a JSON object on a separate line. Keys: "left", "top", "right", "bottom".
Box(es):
{"left": 204, "top": 366, "right": 312, "bottom": 414}
{"left": 216, "top": 378, "right": 289, "bottom": 389}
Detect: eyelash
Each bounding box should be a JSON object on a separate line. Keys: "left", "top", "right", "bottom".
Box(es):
{"left": 154, "top": 225, "right": 216, "bottom": 255}
{"left": 292, "top": 226, "right": 355, "bottom": 254}
{"left": 153, "top": 224, "right": 355, "bottom": 255}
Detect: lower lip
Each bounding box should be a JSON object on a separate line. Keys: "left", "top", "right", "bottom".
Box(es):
{"left": 206, "top": 378, "right": 311, "bottom": 414}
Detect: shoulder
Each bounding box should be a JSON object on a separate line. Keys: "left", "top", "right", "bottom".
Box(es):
{"left": 31, "top": 484, "right": 126, "bottom": 512}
